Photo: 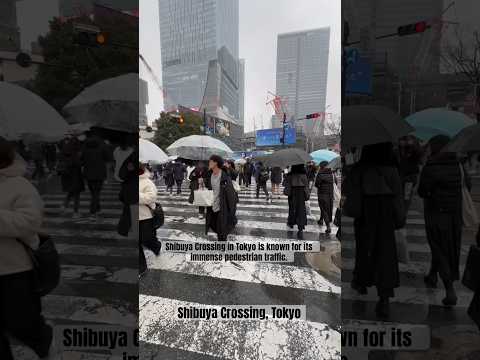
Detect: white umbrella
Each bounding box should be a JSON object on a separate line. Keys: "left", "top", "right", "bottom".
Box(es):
{"left": 139, "top": 138, "right": 169, "bottom": 164}
{"left": 0, "top": 82, "right": 69, "bottom": 141}
{"left": 64, "top": 73, "right": 138, "bottom": 107}
{"left": 63, "top": 73, "right": 138, "bottom": 133}
{"left": 167, "top": 135, "right": 233, "bottom": 160}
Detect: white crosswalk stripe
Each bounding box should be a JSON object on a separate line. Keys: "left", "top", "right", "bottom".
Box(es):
{"left": 140, "top": 182, "right": 341, "bottom": 359}
{"left": 12, "top": 183, "right": 137, "bottom": 359}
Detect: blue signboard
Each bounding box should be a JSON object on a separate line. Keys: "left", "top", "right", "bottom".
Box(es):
{"left": 256, "top": 128, "right": 296, "bottom": 147}
{"left": 346, "top": 57, "right": 372, "bottom": 95}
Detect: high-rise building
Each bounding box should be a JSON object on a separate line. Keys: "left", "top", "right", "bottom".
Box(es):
{"left": 139, "top": 78, "right": 149, "bottom": 127}
{"left": 276, "top": 28, "right": 330, "bottom": 135}
{"left": 238, "top": 59, "right": 245, "bottom": 125}
{"left": 0, "top": 0, "right": 20, "bottom": 51}
{"left": 158, "top": 0, "right": 240, "bottom": 121}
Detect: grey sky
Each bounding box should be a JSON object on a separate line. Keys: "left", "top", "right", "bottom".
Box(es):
{"left": 139, "top": 0, "right": 341, "bottom": 133}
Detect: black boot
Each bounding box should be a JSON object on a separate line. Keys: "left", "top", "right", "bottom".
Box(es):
{"left": 297, "top": 230, "right": 304, "bottom": 240}
{"left": 442, "top": 281, "right": 457, "bottom": 307}
{"left": 424, "top": 271, "right": 438, "bottom": 288}
{"left": 375, "top": 297, "right": 390, "bottom": 319}
{"left": 350, "top": 280, "right": 367, "bottom": 295}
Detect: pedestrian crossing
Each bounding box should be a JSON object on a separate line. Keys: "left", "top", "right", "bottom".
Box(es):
{"left": 340, "top": 195, "right": 480, "bottom": 327}
{"left": 140, "top": 181, "right": 342, "bottom": 359}
{"left": 12, "top": 182, "right": 137, "bottom": 360}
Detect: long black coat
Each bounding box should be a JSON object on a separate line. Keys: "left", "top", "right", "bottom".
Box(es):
{"left": 205, "top": 170, "right": 238, "bottom": 237}
{"left": 418, "top": 153, "right": 465, "bottom": 282}
{"left": 347, "top": 164, "right": 404, "bottom": 291}
{"left": 315, "top": 168, "right": 335, "bottom": 222}
{"left": 284, "top": 173, "right": 309, "bottom": 230}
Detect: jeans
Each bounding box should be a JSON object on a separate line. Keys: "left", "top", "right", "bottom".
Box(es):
{"left": 87, "top": 180, "right": 103, "bottom": 214}
{"left": 0, "top": 271, "right": 52, "bottom": 360}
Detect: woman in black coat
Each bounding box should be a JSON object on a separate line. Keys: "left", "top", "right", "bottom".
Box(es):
{"left": 284, "top": 164, "right": 309, "bottom": 239}
{"left": 204, "top": 155, "right": 238, "bottom": 241}
{"left": 315, "top": 161, "right": 335, "bottom": 233}
{"left": 418, "top": 135, "right": 468, "bottom": 307}
{"left": 189, "top": 161, "right": 208, "bottom": 219}
{"left": 344, "top": 142, "right": 405, "bottom": 318}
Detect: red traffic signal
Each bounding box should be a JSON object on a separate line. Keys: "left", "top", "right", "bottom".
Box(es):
{"left": 397, "top": 21, "right": 428, "bottom": 37}
{"left": 306, "top": 113, "right": 320, "bottom": 119}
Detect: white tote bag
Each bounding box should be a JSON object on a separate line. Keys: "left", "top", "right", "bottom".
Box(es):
{"left": 232, "top": 180, "right": 241, "bottom": 193}
{"left": 193, "top": 189, "right": 214, "bottom": 207}
{"left": 460, "top": 165, "right": 479, "bottom": 227}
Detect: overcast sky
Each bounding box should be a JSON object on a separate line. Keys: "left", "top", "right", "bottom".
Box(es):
{"left": 140, "top": 0, "right": 341, "bottom": 133}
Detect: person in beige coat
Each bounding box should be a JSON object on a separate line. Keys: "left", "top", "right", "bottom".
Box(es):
{"left": 0, "top": 138, "right": 53, "bottom": 359}
{"left": 139, "top": 163, "right": 161, "bottom": 276}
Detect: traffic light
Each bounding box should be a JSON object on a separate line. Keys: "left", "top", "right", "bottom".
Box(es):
{"left": 397, "top": 21, "right": 428, "bottom": 37}
{"left": 306, "top": 113, "right": 320, "bottom": 119}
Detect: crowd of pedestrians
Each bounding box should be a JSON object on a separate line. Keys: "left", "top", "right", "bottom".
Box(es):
{"left": 343, "top": 136, "right": 480, "bottom": 324}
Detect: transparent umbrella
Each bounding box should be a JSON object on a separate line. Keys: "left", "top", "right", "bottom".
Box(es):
{"left": 0, "top": 82, "right": 68, "bottom": 141}
{"left": 139, "top": 139, "right": 169, "bottom": 164}
{"left": 167, "top": 135, "right": 233, "bottom": 160}
{"left": 63, "top": 73, "right": 138, "bottom": 133}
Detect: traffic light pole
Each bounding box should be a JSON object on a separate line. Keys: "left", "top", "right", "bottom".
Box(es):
{"left": 203, "top": 109, "right": 207, "bottom": 135}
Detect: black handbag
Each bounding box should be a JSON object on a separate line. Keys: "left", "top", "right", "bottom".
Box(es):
{"left": 18, "top": 234, "right": 61, "bottom": 297}
{"left": 462, "top": 245, "right": 480, "bottom": 292}
{"left": 150, "top": 203, "right": 165, "bottom": 229}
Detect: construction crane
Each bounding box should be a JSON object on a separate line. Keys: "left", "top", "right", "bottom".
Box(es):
{"left": 139, "top": 53, "right": 174, "bottom": 111}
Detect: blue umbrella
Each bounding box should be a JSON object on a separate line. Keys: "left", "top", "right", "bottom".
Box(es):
{"left": 405, "top": 108, "right": 475, "bottom": 141}
{"left": 310, "top": 149, "right": 339, "bottom": 164}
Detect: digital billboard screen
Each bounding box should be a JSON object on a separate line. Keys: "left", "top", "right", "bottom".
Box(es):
{"left": 255, "top": 128, "right": 296, "bottom": 147}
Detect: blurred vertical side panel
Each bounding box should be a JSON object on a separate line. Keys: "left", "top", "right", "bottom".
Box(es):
{"left": 342, "top": 0, "right": 480, "bottom": 360}
{"left": 0, "top": 1, "right": 139, "bottom": 359}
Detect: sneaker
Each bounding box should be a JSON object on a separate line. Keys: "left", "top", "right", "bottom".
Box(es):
{"left": 198, "top": 214, "right": 204, "bottom": 219}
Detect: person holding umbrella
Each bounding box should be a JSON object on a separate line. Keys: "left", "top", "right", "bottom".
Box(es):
{"left": 343, "top": 142, "right": 405, "bottom": 319}
{"left": 139, "top": 162, "right": 161, "bottom": 277}
{"left": 284, "top": 164, "right": 309, "bottom": 239}
{"left": 204, "top": 155, "right": 238, "bottom": 241}
{"left": 418, "top": 135, "right": 468, "bottom": 306}
{"left": 315, "top": 161, "right": 336, "bottom": 234}
{"left": 189, "top": 161, "right": 208, "bottom": 219}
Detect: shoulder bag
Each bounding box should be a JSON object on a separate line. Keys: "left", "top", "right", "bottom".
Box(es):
{"left": 17, "top": 234, "right": 60, "bottom": 297}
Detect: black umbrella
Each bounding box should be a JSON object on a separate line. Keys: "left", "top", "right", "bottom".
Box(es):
{"left": 256, "top": 148, "right": 312, "bottom": 168}
{"left": 342, "top": 105, "right": 414, "bottom": 150}
{"left": 444, "top": 124, "right": 480, "bottom": 153}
